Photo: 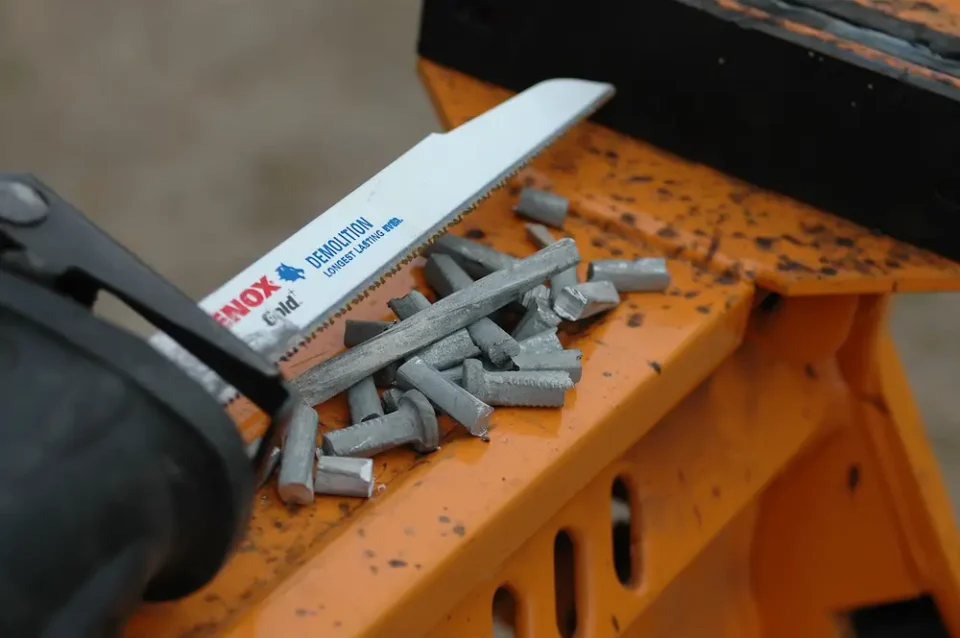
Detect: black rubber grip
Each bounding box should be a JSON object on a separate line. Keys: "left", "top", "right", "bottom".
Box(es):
{"left": 0, "top": 271, "right": 253, "bottom": 638}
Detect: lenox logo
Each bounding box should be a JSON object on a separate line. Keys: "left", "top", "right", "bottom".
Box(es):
{"left": 212, "top": 276, "right": 281, "bottom": 326}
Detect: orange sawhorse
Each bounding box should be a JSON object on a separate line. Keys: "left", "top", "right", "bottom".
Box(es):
{"left": 126, "top": 61, "right": 960, "bottom": 637}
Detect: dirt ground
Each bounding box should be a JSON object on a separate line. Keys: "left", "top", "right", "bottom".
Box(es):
{"left": 2, "top": 0, "right": 957, "bottom": 517}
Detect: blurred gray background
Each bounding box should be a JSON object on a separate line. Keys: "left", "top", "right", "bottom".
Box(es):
{"left": 1, "top": 1, "right": 956, "bottom": 511}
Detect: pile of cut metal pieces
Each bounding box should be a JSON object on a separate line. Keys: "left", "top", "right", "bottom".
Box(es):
{"left": 250, "top": 188, "right": 671, "bottom": 505}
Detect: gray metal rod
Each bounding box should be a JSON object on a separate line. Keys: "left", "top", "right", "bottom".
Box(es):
{"left": 277, "top": 403, "right": 320, "bottom": 505}
{"left": 294, "top": 238, "right": 580, "bottom": 404}
{"left": 424, "top": 253, "right": 521, "bottom": 365}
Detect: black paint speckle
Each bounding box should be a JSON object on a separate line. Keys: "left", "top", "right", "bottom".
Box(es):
{"left": 620, "top": 212, "right": 636, "bottom": 226}
{"left": 695, "top": 305, "right": 711, "bottom": 314}
{"left": 612, "top": 615, "right": 621, "bottom": 632}
{"left": 715, "top": 269, "right": 738, "bottom": 285}
{"left": 438, "top": 515, "right": 450, "bottom": 524}
{"left": 627, "top": 175, "right": 652, "bottom": 183}
{"left": 754, "top": 236, "right": 776, "bottom": 250}
{"left": 648, "top": 361, "right": 662, "bottom": 374}
{"left": 603, "top": 371, "right": 613, "bottom": 377}
{"left": 388, "top": 559, "right": 408, "bottom": 568}
{"left": 627, "top": 312, "right": 644, "bottom": 328}
{"left": 819, "top": 266, "right": 838, "bottom": 276}
{"left": 834, "top": 236, "right": 855, "bottom": 248}
{"left": 656, "top": 226, "right": 679, "bottom": 239}
{"left": 465, "top": 228, "right": 486, "bottom": 239}
{"left": 805, "top": 364, "right": 817, "bottom": 379}
{"left": 847, "top": 464, "right": 861, "bottom": 493}
{"left": 338, "top": 502, "right": 351, "bottom": 516}
{"left": 684, "top": 290, "right": 700, "bottom": 299}
{"left": 605, "top": 150, "right": 619, "bottom": 160}
{"left": 453, "top": 524, "right": 466, "bottom": 537}
{"left": 777, "top": 256, "right": 815, "bottom": 273}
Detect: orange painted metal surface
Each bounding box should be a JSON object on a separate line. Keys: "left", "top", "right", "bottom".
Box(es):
{"left": 416, "top": 293, "right": 960, "bottom": 637}
{"left": 420, "top": 60, "right": 960, "bottom": 298}
{"left": 127, "top": 62, "right": 960, "bottom": 637}
{"left": 128, "top": 180, "right": 751, "bottom": 638}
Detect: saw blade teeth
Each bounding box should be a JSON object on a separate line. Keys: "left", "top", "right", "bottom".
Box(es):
{"left": 216, "top": 93, "right": 614, "bottom": 408}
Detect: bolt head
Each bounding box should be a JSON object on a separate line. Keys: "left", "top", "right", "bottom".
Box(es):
{"left": 0, "top": 181, "right": 47, "bottom": 225}
{"left": 399, "top": 390, "right": 439, "bottom": 453}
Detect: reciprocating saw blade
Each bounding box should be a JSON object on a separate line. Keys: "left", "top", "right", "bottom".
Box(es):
{"left": 148, "top": 77, "right": 615, "bottom": 405}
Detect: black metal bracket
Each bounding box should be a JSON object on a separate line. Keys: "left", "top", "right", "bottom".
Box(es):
{"left": 418, "top": 0, "right": 960, "bottom": 263}
{"left": 0, "top": 172, "right": 294, "bottom": 475}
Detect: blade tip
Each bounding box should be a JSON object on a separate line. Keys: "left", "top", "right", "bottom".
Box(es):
{"left": 530, "top": 77, "right": 616, "bottom": 100}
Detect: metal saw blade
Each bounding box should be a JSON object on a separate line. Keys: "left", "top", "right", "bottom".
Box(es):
{"left": 148, "top": 77, "right": 615, "bottom": 404}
